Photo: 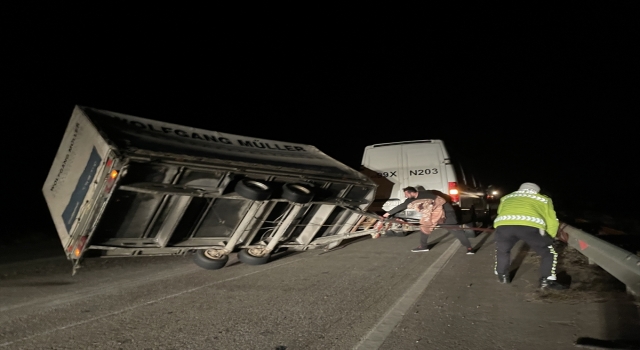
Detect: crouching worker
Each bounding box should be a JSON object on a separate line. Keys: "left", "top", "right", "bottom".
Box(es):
{"left": 382, "top": 186, "right": 475, "bottom": 254}
{"left": 493, "top": 182, "right": 567, "bottom": 290}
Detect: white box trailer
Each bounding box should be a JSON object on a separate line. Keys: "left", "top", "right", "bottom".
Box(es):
{"left": 43, "top": 106, "right": 377, "bottom": 274}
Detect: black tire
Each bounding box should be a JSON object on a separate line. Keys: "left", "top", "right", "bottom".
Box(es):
{"left": 238, "top": 248, "right": 271, "bottom": 265}
{"left": 281, "top": 183, "right": 314, "bottom": 203}
{"left": 235, "top": 179, "right": 272, "bottom": 201}
{"left": 192, "top": 249, "right": 229, "bottom": 270}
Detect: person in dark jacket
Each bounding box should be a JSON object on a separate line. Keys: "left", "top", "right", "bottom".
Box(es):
{"left": 382, "top": 186, "right": 475, "bottom": 254}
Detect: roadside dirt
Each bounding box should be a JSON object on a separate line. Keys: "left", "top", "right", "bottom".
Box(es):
{"left": 524, "top": 242, "right": 639, "bottom": 305}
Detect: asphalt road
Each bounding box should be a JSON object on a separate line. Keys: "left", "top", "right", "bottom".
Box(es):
{"left": 1, "top": 229, "right": 639, "bottom": 350}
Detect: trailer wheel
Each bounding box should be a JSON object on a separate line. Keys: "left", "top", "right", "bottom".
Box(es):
{"left": 235, "top": 179, "right": 272, "bottom": 201}
{"left": 193, "top": 249, "right": 229, "bottom": 270}
{"left": 282, "top": 183, "right": 314, "bottom": 204}
{"left": 238, "top": 248, "right": 271, "bottom": 265}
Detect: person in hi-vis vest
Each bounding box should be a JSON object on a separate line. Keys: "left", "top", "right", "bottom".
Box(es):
{"left": 493, "top": 182, "right": 566, "bottom": 290}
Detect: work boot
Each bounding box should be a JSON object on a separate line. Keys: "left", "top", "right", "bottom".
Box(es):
{"left": 539, "top": 277, "right": 567, "bottom": 290}
{"left": 497, "top": 274, "right": 510, "bottom": 284}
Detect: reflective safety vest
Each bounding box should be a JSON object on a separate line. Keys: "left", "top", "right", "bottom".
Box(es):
{"left": 493, "top": 189, "right": 559, "bottom": 237}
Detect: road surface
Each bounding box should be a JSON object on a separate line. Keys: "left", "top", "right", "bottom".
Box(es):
{"left": 1, "top": 229, "right": 639, "bottom": 349}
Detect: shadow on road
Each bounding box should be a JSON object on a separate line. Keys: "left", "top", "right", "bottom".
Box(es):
{"left": 223, "top": 249, "right": 307, "bottom": 269}
{"left": 16, "top": 281, "right": 76, "bottom": 287}
{"left": 471, "top": 230, "right": 494, "bottom": 253}
{"left": 596, "top": 293, "right": 640, "bottom": 348}
{"left": 426, "top": 231, "right": 451, "bottom": 249}
{"left": 531, "top": 242, "right": 640, "bottom": 347}
{"left": 509, "top": 243, "right": 531, "bottom": 281}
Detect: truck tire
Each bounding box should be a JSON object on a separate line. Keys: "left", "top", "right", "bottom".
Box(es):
{"left": 235, "top": 179, "right": 272, "bottom": 201}
{"left": 193, "top": 249, "right": 229, "bottom": 270}
{"left": 238, "top": 248, "right": 271, "bottom": 265}
{"left": 282, "top": 183, "right": 314, "bottom": 203}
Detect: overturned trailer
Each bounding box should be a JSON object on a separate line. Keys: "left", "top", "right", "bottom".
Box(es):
{"left": 42, "top": 106, "right": 378, "bottom": 274}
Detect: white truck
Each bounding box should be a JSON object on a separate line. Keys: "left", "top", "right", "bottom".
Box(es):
{"left": 43, "top": 106, "right": 378, "bottom": 274}
{"left": 360, "top": 140, "right": 488, "bottom": 226}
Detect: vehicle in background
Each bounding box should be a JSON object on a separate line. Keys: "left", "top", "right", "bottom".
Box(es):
{"left": 360, "top": 140, "right": 488, "bottom": 226}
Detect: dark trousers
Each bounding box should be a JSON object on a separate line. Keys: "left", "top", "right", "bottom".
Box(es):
{"left": 494, "top": 225, "right": 558, "bottom": 279}
{"left": 420, "top": 220, "right": 473, "bottom": 249}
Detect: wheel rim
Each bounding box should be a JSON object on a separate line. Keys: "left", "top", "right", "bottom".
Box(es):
{"left": 247, "top": 248, "right": 269, "bottom": 257}
{"left": 203, "top": 249, "right": 225, "bottom": 260}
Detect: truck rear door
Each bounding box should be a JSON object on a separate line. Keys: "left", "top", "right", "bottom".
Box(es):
{"left": 401, "top": 142, "right": 448, "bottom": 194}
{"left": 361, "top": 144, "right": 402, "bottom": 212}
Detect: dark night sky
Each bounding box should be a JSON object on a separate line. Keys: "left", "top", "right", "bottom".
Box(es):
{"left": 4, "top": 5, "right": 640, "bottom": 236}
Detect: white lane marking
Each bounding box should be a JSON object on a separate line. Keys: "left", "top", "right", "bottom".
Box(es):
{"left": 353, "top": 240, "right": 461, "bottom": 350}
{"left": 0, "top": 258, "right": 301, "bottom": 347}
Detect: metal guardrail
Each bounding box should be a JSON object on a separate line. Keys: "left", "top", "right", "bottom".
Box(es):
{"left": 559, "top": 222, "right": 640, "bottom": 297}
